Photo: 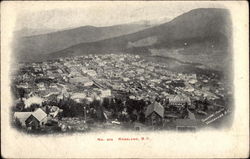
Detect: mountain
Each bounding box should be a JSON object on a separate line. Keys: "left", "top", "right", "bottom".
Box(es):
{"left": 47, "top": 8, "right": 231, "bottom": 70}
{"left": 14, "top": 22, "right": 154, "bottom": 62}
{"left": 14, "top": 27, "right": 58, "bottom": 37}
{"left": 15, "top": 8, "right": 232, "bottom": 71}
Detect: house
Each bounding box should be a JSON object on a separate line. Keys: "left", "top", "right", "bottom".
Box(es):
{"left": 69, "top": 77, "right": 93, "bottom": 86}
{"left": 145, "top": 102, "right": 164, "bottom": 126}
{"left": 174, "top": 119, "right": 201, "bottom": 131}
{"left": 169, "top": 95, "right": 191, "bottom": 106}
{"left": 187, "top": 109, "right": 196, "bottom": 120}
{"left": 14, "top": 108, "right": 47, "bottom": 129}
{"left": 123, "top": 77, "right": 130, "bottom": 82}
{"left": 136, "top": 68, "right": 144, "bottom": 74}
{"left": 23, "top": 96, "right": 44, "bottom": 109}
{"left": 49, "top": 83, "right": 58, "bottom": 88}
{"left": 71, "top": 93, "right": 87, "bottom": 103}
{"left": 16, "top": 82, "right": 29, "bottom": 89}
{"left": 86, "top": 70, "right": 97, "bottom": 77}
{"left": 57, "top": 69, "right": 63, "bottom": 74}
{"left": 103, "top": 110, "right": 112, "bottom": 120}
{"left": 49, "top": 106, "right": 63, "bottom": 118}
{"left": 85, "top": 78, "right": 94, "bottom": 86}
{"left": 25, "top": 108, "right": 47, "bottom": 129}
{"left": 85, "top": 97, "right": 94, "bottom": 104}
{"left": 150, "top": 79, "right": 161, "bottom": 84}
{"left": 47, "top": 70, "right": 53, "bottom": 76}
{"left": 133, "top": 122, "right": 148, "bottom": 131}
{"left": 184, "top": 85, "right": 195, "bottom": 92}
{"left": 100, "top": 89, "right": 111, "bottom": 98}
{"left": 202, "top": 86, "right": 210, "bottom": 91}
{"left": 147, "top": 66, "right": 154, "bottom": 71}
{"left": 37, "top": 82, "right": 45, "bottom": 90}
{"left": 139, "top": 76, "right": 145, "bottom": 81}
{"left": 14, "top": 112, "right": 33, "bottom": 127}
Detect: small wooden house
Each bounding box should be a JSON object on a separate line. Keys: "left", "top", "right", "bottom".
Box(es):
{"left": 25, "top": 108, "right": 47, "bottom": 129}
{"left": 133, "top": 122, "right": 148, "bottom": 131}
{"left": 174, "top": 119, "right": 201, "bottom": 131}
{"left": 145, "top": 102, "right": 164, "bottom": 126}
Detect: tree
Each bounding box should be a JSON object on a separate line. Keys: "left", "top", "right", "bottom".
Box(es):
{"left": 139, "top": 112, "right": 145, "bottom": 123}
{"left": 203, "top": 98, "right": 209, "bottom": 111}
{"left": 29, "top": 104, "right": 40, "bottom": 111}
{"left": 16, "top": 100, "right": 25, "bottom": 111}
{"left": 130, "top": 114, "right": 137, "bottom": 122}
{"left": 17, "top": 88, "right": 26, "bottom": 100}
{"left": 102, "top": 98, "right": 110, "bottom": 109}
{"left": 45, "top": 106, "right": 50, "bottom": 114}
{"left": 14, "top": 118, "right": 22, "bottom": 129}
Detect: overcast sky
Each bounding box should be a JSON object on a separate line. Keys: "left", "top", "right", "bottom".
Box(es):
{"left": 15, "top": 1, "right": 226, "bottom": 31}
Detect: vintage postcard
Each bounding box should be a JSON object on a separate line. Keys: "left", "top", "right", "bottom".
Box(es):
{"left": 1, "top": 1, "right": 249, "bottom": 158}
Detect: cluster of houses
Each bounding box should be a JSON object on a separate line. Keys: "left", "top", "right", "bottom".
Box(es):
{"left": 14, "top": 105, "right": 63, "bottom": 130}
{"left": 12, "top": 92, "right": 216, "bottom": 132}
{"left": 15, "top": 54, "right": 223, "bottom": 105}
{"left": 12, "top": 53, "right": 228, "bottom": 132}
{"left": 14, "top": 108, "right": 48, "bottom": 130}
{"left": 134, "top": 99, "right": 203, "bottom": 131}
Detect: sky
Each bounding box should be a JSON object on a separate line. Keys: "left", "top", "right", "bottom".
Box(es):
{"left": 14, "top": 1, "right": 227, "bottom": 31}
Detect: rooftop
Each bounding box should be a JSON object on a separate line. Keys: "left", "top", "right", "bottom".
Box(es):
{"left": 145, "top": 101, "right": 164, "bottom": 118}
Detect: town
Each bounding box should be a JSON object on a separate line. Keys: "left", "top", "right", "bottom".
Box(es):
{"left": 11, "top": 54, "right": 232, "bottom": 133}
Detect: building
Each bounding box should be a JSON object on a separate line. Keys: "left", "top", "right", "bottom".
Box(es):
{"left": 174, "top": 119, "right": 201, "bottom": 131}
{"left": 145, "top": 102, "right": 164, "bottom": 126}
{"left": 14, "top": 108, "right": 47, "bottom": 129}
{"left": 188, "top": 79, "right": 198, "bottom": 84}
{"left": 14, "top": 112, "right": 33, "bottom": 127}
{"left": 133, "top": 122, "right": 148, "bottom": 131}
{"left": 86, "top": 70, "right": 97, "bottom": 77}
{"left": 187, "top": 109, "right": 196, "bottom": 120}
{"left": 136, "top": 68, "right": 145, "bottom": 74}
{"left": 69, "top": 77, "right": 93, "bottom": 86}
{"left": 84, "top": 79, "right": 93, "bottom": 87}
{"left": 123, "top": 77, "right": 130, "bottom": 82}
{"left": 16, "top": 82, "right": 29, "bottom": 89}
{"left": 147, "top": 66, "right": 154, "bottom": 71}
{"left": 100, "top": 89, "right": 111, "bottom": 98}
{"left": 25, "top": 108, "right": 47, "bottom": 129}
{"left": 169, "top": 95, "right": 191, "bottom": 106}
{"left": 23, "top": 96, "right": 44, "bottom": 109}
{"left": 71, "top": 93, "right": 87, "bottom": 103}
{"left": 37, "top": 82, "right": 45, "bottom": 90}
{"left": 48, "top": 106, "right": 63, "bottom": 118}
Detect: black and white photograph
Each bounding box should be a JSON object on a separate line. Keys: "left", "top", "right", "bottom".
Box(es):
{"left": 1, "top": 1, "right": 249, "bottom": 158}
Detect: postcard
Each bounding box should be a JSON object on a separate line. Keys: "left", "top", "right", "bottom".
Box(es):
{"left": 1, "top": 1, "right": 249, "bottom": 158}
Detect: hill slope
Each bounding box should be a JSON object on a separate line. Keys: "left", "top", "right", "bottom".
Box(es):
{"left": 14, "top": 22, "right": 153, "bottom": 61}
{"left": 50, "top": 8, "right": 231, "bottom": 62}
{"left": 14, "top": 27, "right": 57, "bottom": 37}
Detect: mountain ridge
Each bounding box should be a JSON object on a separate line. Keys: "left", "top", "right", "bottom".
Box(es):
{"left": 50, "top": 8, "right": 231, "bottom": 57}
{"left": 14, "top": 21, "right": 155, "bottom": 61}
{"left": 15, "top": 8, "right": 232, "bottom": 71}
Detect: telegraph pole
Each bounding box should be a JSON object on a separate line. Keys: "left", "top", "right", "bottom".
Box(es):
{"left": 84, "top": 106, "right": 86, "bottom": 123}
